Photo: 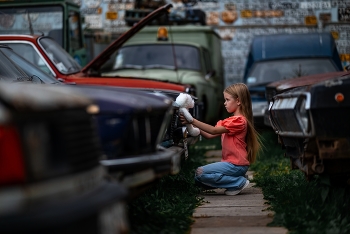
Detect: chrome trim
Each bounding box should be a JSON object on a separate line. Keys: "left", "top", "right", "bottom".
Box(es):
{"left": 269, "top": 91, "right": 314, "bottom": 138}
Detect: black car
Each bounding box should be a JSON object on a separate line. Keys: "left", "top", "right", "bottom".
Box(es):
{"left": 0, "top": 82, "right": 128, "bottom": 234}
{"left": 0, "top": 43, "right": 199, "bottom": 196}
{"left": 268, "top": 70, "right": 350, "bottom": 183}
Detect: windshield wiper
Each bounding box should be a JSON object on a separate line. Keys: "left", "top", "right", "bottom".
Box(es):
{"left": 13, "top": 76, "right": 31, "bottom": 83}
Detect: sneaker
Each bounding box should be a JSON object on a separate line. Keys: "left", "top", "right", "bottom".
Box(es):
{"left": 224, "top": 180, "right": 250, "bottom": 196}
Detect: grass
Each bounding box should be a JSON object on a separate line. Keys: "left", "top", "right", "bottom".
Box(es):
{"left": 128, "top": 129, "right": 350, "bottom": 234}
{"left": 252, "top": 130, "right": 350, "bottom": 234}
{"left": 127, "top": 137, "right": 221, "bottom": 234}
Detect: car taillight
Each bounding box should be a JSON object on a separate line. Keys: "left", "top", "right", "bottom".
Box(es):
{"left": 0, "top": 125, "right": 25, "bottom": 186}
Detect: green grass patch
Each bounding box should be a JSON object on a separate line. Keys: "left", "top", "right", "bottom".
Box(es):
{"left": 253, "top": 130, "right": 350, "bottom": 234}
{"left": 127, "top": 137, "right": 220, "bottom": 234}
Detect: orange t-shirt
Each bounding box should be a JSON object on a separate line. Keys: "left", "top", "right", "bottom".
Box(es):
{"left": 216, "top": 116, "right": 249, "bottom": 166}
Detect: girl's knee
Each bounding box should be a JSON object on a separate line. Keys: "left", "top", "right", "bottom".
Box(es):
{"left": 195, "top": 167, "right": 203, "bottom": 176}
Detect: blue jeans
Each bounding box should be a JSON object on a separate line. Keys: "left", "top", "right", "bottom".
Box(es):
{"left": 194, "top": 162, "right": 249, "bottom": 190}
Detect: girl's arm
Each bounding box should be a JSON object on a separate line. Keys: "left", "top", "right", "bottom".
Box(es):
{"left": 179, "top": 113, "right": 229, "bottom": 136}
{"left": 199, "top": 129, "right": 220, "bottom": 139}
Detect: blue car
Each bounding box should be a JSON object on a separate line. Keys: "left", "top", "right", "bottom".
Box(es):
{"left": 244, "top": 32, "right": 344, "bottom": 126}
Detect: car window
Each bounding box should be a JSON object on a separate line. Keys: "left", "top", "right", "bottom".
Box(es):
{"left": 246, "top": 58, "right": 339, "bottom": 86}
{"left": 0, "top": 6, "right": 64, "bottom": 41}
{"left": 0, "top": 48, "right": 29, "bottom": 82}
{"left": 203, "top": 48, "right": 212, "bottom": 73}
{"left": 7, "top": 43, "right": 52, "bottom": 75}
{"left": 39, "top": 37, "right": 81, "bottom": 74}
{"left": 68, "top": 10, "right": 83, "bottom": 51}
{"left": 109, "top": 44, "right": 201, "bottom": 71}
{"left": 1, "top": 46, "right": 60, "bottom": 84}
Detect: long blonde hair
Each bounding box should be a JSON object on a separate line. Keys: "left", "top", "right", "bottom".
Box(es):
{"left": 224, "top": 83, "right": 261, "bottom": 163}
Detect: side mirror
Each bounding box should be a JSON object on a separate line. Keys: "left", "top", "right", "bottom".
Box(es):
{"left": 31, "top": 75, "right": 44, "bottom": 84}
{"left": 205, "top": 70, "right": 216, "bottom": 80}
{"left": 345, "top": 65, "right": 350, "bottom": 71}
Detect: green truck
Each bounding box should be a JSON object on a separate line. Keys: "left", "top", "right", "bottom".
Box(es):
{"left": 108, "top": 25, "right": 225, "bottom": 123}
{"left": 0, "top": 0, "right": 87, "bottom": 66}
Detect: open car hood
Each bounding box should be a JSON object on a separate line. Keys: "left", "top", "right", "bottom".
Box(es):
{"left": 81, "top": 4, "right": 173, "bottom": 74}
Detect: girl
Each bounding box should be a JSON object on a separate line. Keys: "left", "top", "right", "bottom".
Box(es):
{"left": 180, "top": 83, "right": 261, "bottom": 195}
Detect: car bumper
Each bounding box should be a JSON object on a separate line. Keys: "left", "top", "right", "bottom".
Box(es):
{"left": 100, "top": 146, "right": 183, "bottom": 188}
{"left": 0, "top": 181, "right": 128, "bottom": 234}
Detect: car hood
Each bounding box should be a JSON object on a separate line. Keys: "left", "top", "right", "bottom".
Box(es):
{"left": 309, "top": 73, "right": 350, "bottom": 109}
{"left": 81, "top": 4, "right": 173, "bottom": 74}
{"left": 103, "top": 69, "right": 202, "bottom": 84}
{"left": 266, "top": 70, "right": 349, "bottom": 93}
{"left": 71, "top": 85, "right": 172, "bottom": 114}
{"left": 0, "top": 83, "right": 91, "bottom": 112}
{"left": 67, "top": 75, "right": 188, "bottom": 92}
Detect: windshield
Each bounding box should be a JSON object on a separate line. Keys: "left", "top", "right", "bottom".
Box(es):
{"left": 39, "top": 37, "right": 81, "bottom": 74}
{"left": 1, "top": 45, "right": 60, "bottom": 84}
{"left": 5, "top": 42, "right": 53, "bottom": 75}
{"left": 246, "top": 58, "right": 339, "bottom": 86}
{"left": 103, "top": 44, "right": 201, "bottom": 71}
{"left": 0, "top": 47, "right": 30, "bottom": 82}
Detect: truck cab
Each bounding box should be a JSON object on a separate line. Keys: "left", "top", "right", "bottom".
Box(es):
{"left": 106, "top": 25, "right": 224, "bottom": 124}
{"left": 0, "top": 0, "right": 87, "bottom": 66}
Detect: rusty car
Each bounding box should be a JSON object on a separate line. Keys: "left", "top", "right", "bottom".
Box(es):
{"left": 266, "top": 68, "right": 350, "bottom": 184}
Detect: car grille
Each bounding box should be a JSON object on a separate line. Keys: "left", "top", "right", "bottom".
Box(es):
{"left": 116, "top": 107, "right": 171, "bottom": 158}
{"left": 18, "top": 109, "right": 103, "bottom": 182}
{"left": 162, "top": 100, "right": 202, "bottom": 146}
{"left": 163, "top": 111, "right": 180, "bottom": 145}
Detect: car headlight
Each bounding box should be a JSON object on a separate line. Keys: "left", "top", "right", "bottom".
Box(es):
{"left": 269, "top": 92, "right": 311, "bottom": 137}
{"left": 270, "top": 96, "right": 299, "bottom": 132}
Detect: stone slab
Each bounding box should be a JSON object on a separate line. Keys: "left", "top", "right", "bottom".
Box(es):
{"left": 199, "top": 199, "right": 269, "bottom": 207}
{"left": 199, "top": 186, "right": 263, "bottom": 196}
{"left": 191, "top": 227, "right": 288, "bottom": 234}
{"left": 193, "top": 206, "right": 269, "bottom": 217}
{"left": 200, "top": 193, "right": 265, "bottom": 202}
{"left": 191, "top": 216, "right": 275, "bottom": 228}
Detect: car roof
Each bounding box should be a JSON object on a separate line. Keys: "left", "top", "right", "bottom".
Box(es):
{"left": 0, "top": 34, "right": 40, "bottom": 40}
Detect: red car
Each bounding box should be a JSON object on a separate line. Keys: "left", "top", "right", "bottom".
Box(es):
{"left": 0, "top": 34, "right": 190, "bottom": 93}
{"left": 0, "top": 4, "right": 193, "bottom": 95}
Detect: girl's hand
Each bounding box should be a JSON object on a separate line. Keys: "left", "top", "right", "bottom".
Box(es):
{"left": 181, "top": 108, "right": 194, "bottom": 123}
{"left": 179, "top": 113, "right": 191, "bottom": 124}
